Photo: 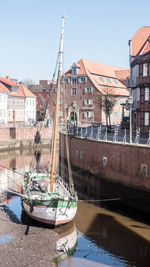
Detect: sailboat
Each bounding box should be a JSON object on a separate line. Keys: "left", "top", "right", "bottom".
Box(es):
{"left": 22, "top": 16, "right": 78, "bottom": 226}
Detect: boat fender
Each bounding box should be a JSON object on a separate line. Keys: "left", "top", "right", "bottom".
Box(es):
{"left": 30, "top": 200, "right": 34, "bottom": 213}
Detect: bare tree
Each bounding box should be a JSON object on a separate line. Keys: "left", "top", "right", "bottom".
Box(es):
{"left": 97, "top": 87, "right": 118, "bottom": 127}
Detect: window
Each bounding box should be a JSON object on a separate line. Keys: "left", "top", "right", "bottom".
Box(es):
{"left": 149, "top": 63, "right": 150, "bottom": 76}
{"left": 43, "top": 88, "right": 46, "bottom": 92}
{"left": 84, "top": 111, "right": 93, "bottom": 118}
{"left": 84, "top": 87, "right": 93, "bottom": 93}
{"left": 84, "top": 99, "right": 93, "bottom": 105}
{"left": 99, "top": 76, "right": 104, "bottom": 82}
{"left": 144, "top": 88, "right": 149, "bottom": 101}
{"left": 72, "top": 66, "right": 77, "bottom": 75}
{"left": 78, "top": 77, "right": 87, "bottom": 83}
{"left": 64, "top": 77, "right": 70, "bottom": 84}
{"left": 71, "top": 88, "right": 76, "bottom": 96}
{"left": 113, "top": 79, "right": 118, "bottom": 84}
{"left": 59, "top": 111, "right": 63, "bottom": 117}
{"left": 72, "top": 77, "right": 77, "bottom": 85}
{"left": 60, "top": 87, "right": 64, "bottom": 93}
{"left": 143, "top": 63, "right": 148, "bottom": 77}
{"left": 144, "top": 112, "right": 149, "bottom": 126}
{"left": 106, "top": 78, "right": 111, "bottom": 84}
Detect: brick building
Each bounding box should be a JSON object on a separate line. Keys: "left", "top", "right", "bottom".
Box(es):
{"left": 28, "top": 80, "right": 53, "bottom": 121}
{"left": 64, "top": 59, "right": 129, "bottom": 126}
{"left": 29, "top": 59, "right": 129, "bottom": 126}
{"left": 127, "top": 26, "right": 150, "bottom": 131}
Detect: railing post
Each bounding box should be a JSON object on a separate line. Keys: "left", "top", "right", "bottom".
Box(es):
{"left": 90, "top": 125, "right": 93, "bottom": 139}
{"left": 123, "top": 128, "right": 127, "bottom": 144}
{"left": 81, "top": 127, "right": 83, "bottom": 137}
{"left": 84, "top": 127, "right": 87, "bottom": 138}
{"left": 113, "top": 127, "right": 118, "bottom": 142}
{"left": 104, "top": 127, "right": 107, "bottom": 141}
{"left": 147, "top": 130, "right": 150, "bottom": 147}
{"left": 96, "top": 126, "right": 101, "bottom": 140}
{"left": 134, "top": 127, "right": 140, "bottom": 145}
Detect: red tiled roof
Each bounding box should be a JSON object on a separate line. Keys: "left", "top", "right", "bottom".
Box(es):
{"left": 131, "top": 26, "right": 150, "bottom": 57}
{"left": 0, "top": 82, "right": 10, "bottom": 94}
{"left": 20, "top": 84, "right": 36, "bottom": 98}
{"left": 0, "top": 77, "right": 19, "bottom": 87}
{"left": 65, "top": 59, "right": 129, "bottom": 97}
{"left": 139, "top": 40, "right": 150, "bottom": 56}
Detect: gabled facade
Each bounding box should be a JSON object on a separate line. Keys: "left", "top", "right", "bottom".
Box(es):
{"left": 28, "top": 60, "right": 129, "bottom": 126}
{"left": 0, "top": 77, "right": 36, "bottom": 125}
{"left": 127, "top": 26, "right": 150, "bottom": 131}
{"left": 64, "top": 59, "right": 129, "bottom": 126}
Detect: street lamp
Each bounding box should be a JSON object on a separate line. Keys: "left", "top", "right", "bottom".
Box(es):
{"left": 128, "top": 95, "right": 133, "bottom": 143}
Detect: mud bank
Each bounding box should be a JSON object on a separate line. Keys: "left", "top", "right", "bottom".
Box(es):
{"left": 0, "top": 207, "right": 58, "bottom": 267}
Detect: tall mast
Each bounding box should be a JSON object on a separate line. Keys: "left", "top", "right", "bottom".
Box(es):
{"left": 50, "top": 15, "right": 66, "bottom": 192}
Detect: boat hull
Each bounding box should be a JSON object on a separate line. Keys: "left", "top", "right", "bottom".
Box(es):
{"left": 22, "top": 199, "right": 77, "bottom": 226}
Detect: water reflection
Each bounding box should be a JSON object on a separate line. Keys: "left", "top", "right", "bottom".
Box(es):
{"left": 1, "top": 149, "right": 150, "bottom": 266}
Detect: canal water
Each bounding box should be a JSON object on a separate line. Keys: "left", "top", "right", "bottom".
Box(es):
{"left": 0, "top": 147, "right": 150, "bottom": 267}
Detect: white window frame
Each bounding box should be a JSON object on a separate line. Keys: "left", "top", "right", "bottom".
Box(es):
{"left": 84, "top": 87, "right": 93, "bottom": 93}
{"left": 84, "top": 99, "right": 93, "bottom": 105}
{"left": 143, "top": 63, "right": 148, "bottom": 77}
{"left": 144, "top": 87, "right": 149, "bottom": 101}
{"left": 84, "top": 111, "right": 94, "bottom": 118}
{"left": 72, "top": 77, "right": 77, "bottom": 85}
{"left": 144, "top": 112, "right": 149, "bottom": 126}
{"left": 71, "top": 88, "right": 77, "bottom": 96}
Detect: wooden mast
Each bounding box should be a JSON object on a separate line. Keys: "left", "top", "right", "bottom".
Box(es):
{"left": 50, "top": 15, "right": 66, "bottom": 192}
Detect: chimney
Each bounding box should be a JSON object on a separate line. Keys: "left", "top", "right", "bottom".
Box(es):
{"left": 6, "top": 76, "right": 10, "bottom": 80}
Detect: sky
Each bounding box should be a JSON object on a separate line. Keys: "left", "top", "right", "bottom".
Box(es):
{"left": 0, "top": 0, "right": 150, "bottom": 83}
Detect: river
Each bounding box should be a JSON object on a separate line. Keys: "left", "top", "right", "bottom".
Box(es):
{"left": 0, "top": 147, "right": 150, "bottom": 267}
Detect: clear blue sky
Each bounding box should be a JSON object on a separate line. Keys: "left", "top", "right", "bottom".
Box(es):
{"left": 0, "top": 0, "right": 150, "bottom": 83}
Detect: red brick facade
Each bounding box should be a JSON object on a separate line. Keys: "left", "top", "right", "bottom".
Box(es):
{"left": 29, "top": 59, "right": 129, "bottom": 126}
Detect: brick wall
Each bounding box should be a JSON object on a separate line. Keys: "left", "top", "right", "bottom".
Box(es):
{"left": 0, "top": 127, "right": 52, "bottom": 149}
{"left": 60, "top": 134, "right": 150, "bottom": 191}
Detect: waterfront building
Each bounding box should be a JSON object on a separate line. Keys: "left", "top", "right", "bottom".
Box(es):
{"left": 29, "top": 60, "right": 129, "bottom": 126}
{"left": 0, "top": 82, "right": 9, "bottom": 124}
{"left": 0, "top": 77, "right": 36, "bottom": 125}
{"left": 127, "top": 26, "right": 150, "bottom": 131}
{"left": 64, "top": 59, "right": 129, "bottom": 126}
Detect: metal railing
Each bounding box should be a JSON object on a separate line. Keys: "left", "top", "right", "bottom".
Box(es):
{"left": 61, "top": 124, "right": 150, "bottom": 147}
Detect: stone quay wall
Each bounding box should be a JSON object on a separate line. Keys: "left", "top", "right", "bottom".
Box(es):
{"left": 60, "top": 134, "right": 150, "bottom": 192}
{"left": 0, "top": 127, "right": 52, "bottom": 151}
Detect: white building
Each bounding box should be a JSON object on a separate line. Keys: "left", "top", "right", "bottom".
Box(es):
{"left": 0, "top": 77, "right": 36, "bottom": 125}
{"left": 0, "top": 82, "right": 9, "bottom": 124}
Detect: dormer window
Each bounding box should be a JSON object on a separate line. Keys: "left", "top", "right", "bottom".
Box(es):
{"left": 72, "top": 63, "right": 77, "bottom": 75}
{"left": 11, "top": 86, "right": 18, "bottom": 93}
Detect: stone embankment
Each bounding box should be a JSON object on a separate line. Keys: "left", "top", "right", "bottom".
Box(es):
{"left": 60, "top": 134, "right": 150, "bottom": 192}
{"left": 0, "top": 127, "right": 52, "bottom": 151}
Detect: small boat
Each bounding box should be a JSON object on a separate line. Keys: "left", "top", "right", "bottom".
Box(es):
{"left": 22, "top": 16, "right": 78, "bottom": 226}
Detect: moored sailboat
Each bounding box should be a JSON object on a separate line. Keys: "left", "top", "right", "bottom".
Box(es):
{"left": 22, "top": 16, "right": 78, "bottom": 226}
